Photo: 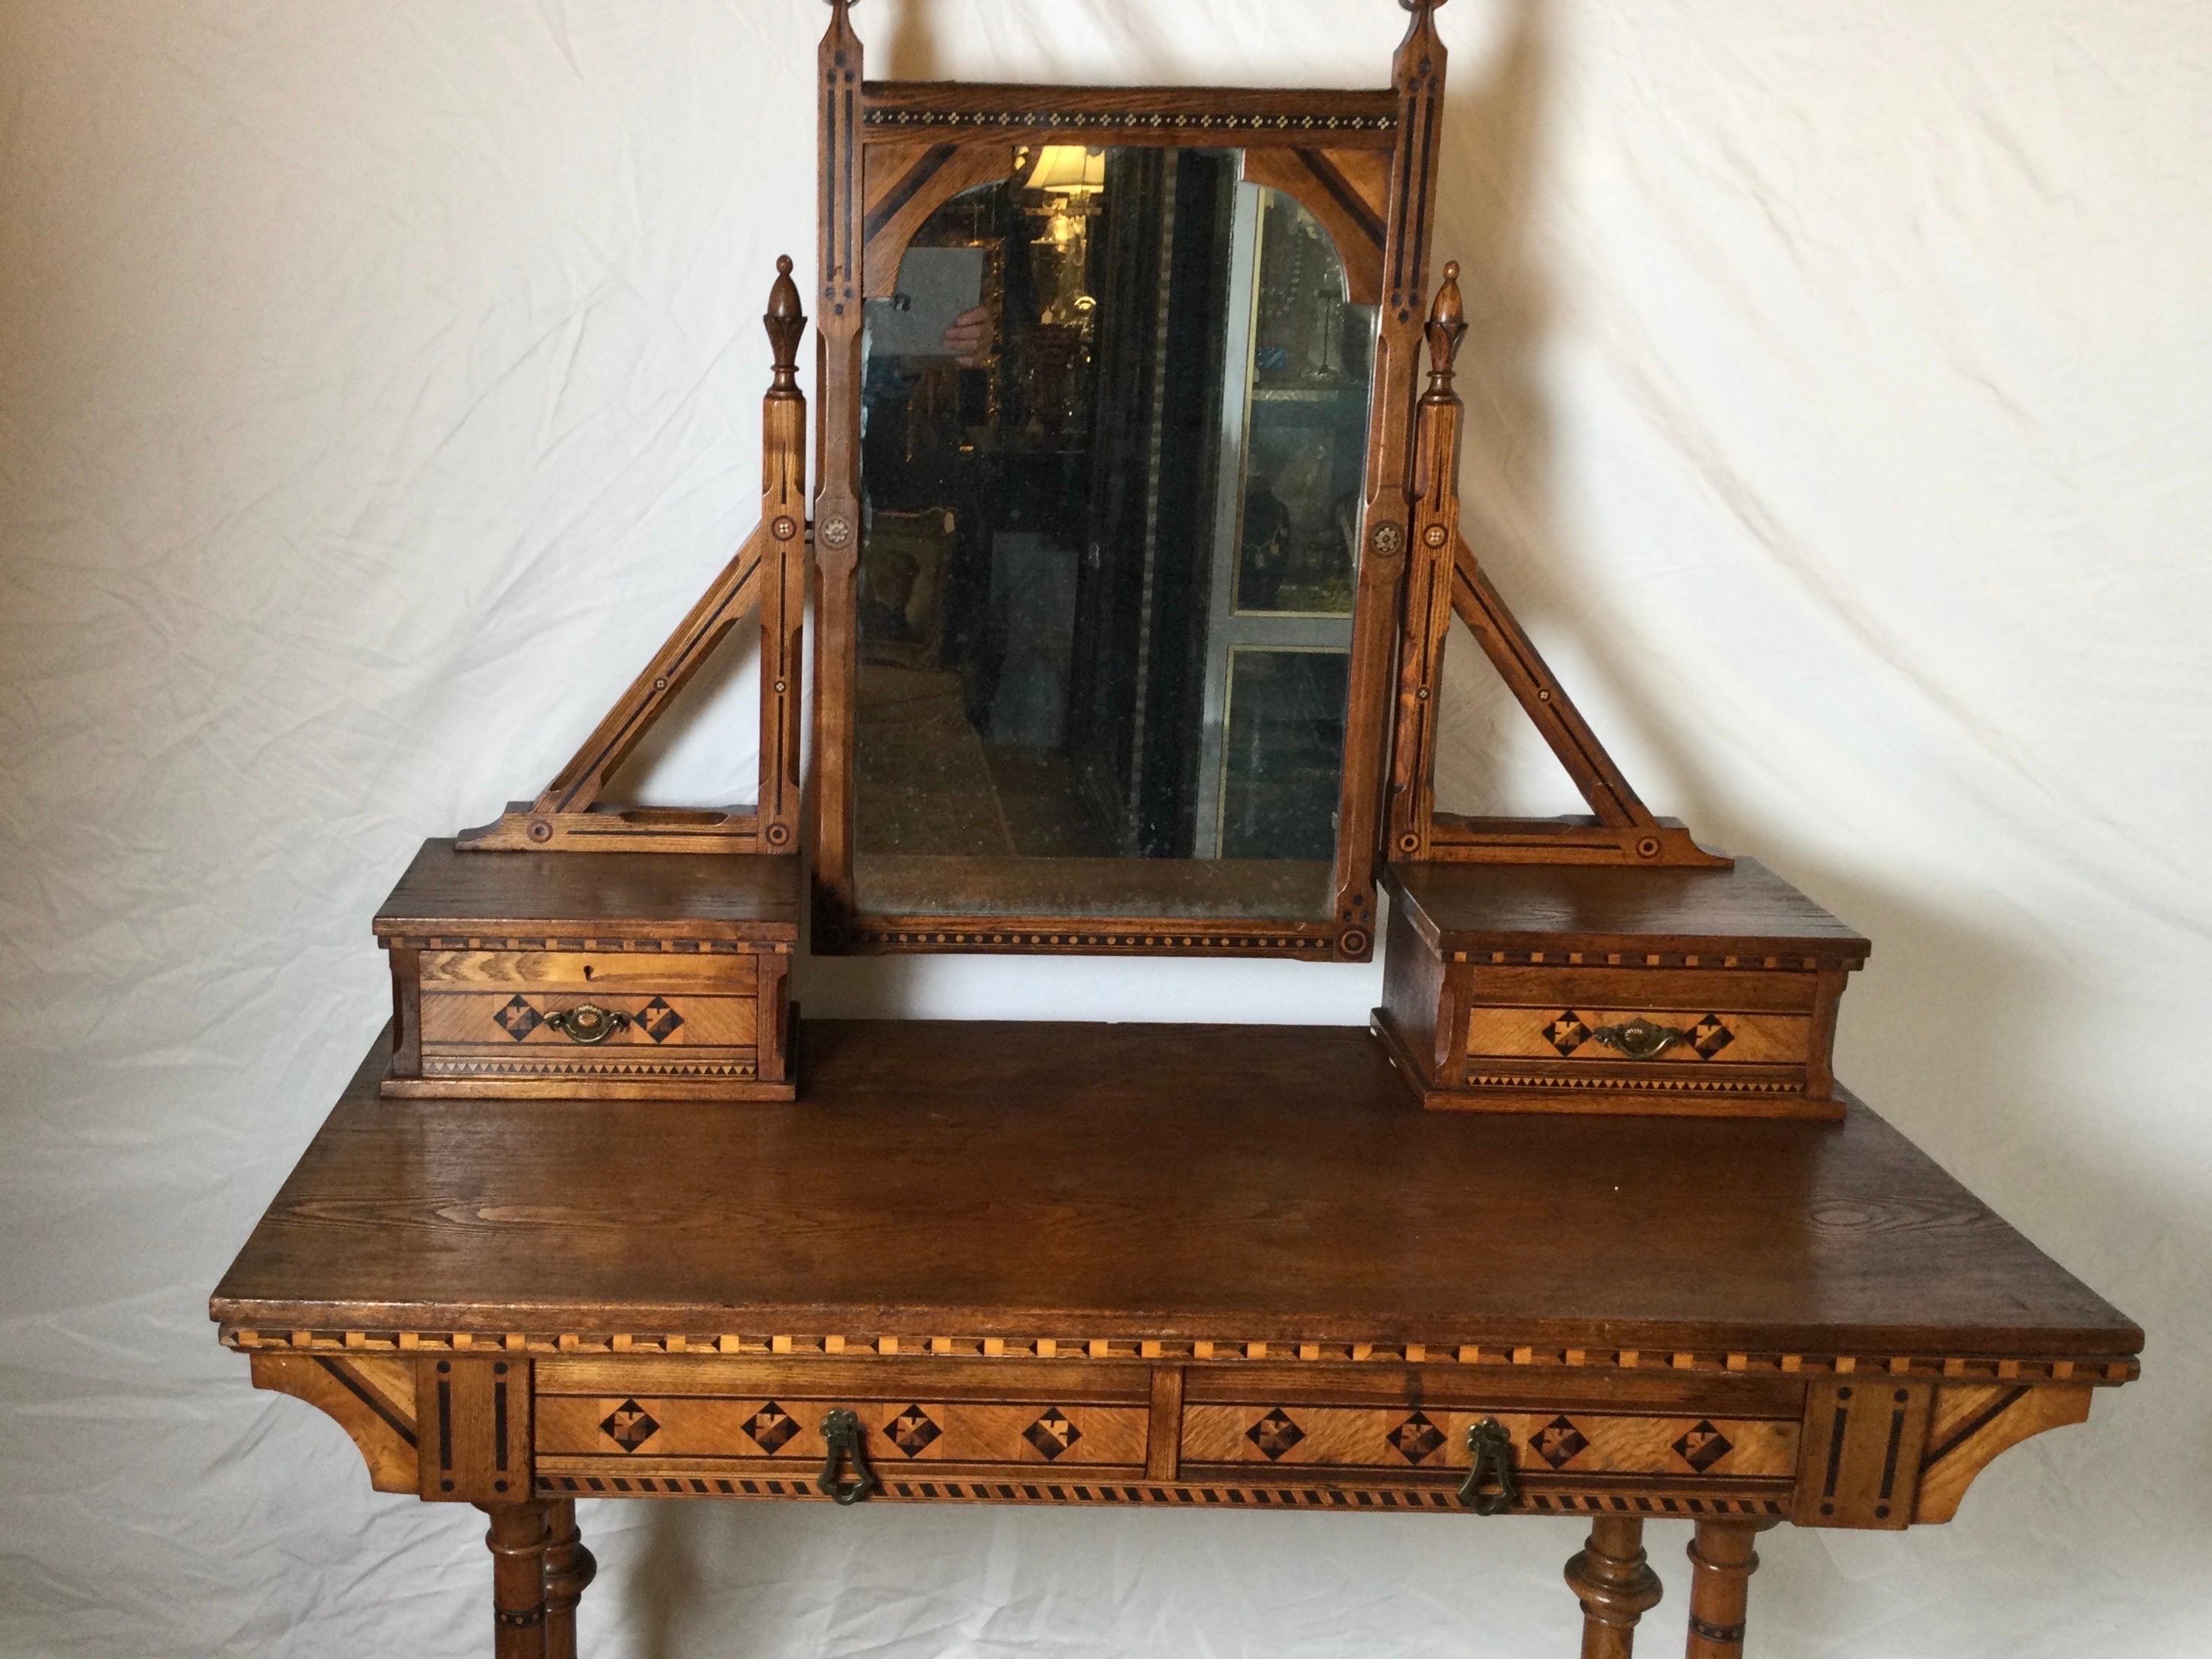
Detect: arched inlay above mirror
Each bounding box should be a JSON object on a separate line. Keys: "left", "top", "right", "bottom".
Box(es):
{"left": 850, "top": 155, "right": 1381, "bottom": 924}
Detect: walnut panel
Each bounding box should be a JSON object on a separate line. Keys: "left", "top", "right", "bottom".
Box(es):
{"left": 1793, "top": 1377, "right": 1933, "bottom": 1529}
{"left": 415, "top": 1355, "right": 530, "bottom": 1503}
{"left": 1468, "top": 966, "right": 1821, "bottom": 1014}
{"left": 418, "top": 950, "right": 756, "bottom": 993}
{"left": 1181, "top": 1404, "right": 1796, "bottom": 1480}
{"left": 1466, "top": 1007, "right": 1809, "bottom": 1066}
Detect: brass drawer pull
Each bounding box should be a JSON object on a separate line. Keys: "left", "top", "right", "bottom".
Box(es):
{"left": 1588, "top": 1017, "right": 1689, "bottom": 1060}
{"left": 817, "top": 1408, "right": 878, "bottom": 1505}
{"left": 1459, "top": 1418, "right": 1519, "bottom": 1515}
{"left": 542, "top": 1005, "right": 630, "bottom": 1045}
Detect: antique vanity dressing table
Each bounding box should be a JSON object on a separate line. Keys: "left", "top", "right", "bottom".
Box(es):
{"left": 213, "top": 4, "right": 2141, "bottom": 1654}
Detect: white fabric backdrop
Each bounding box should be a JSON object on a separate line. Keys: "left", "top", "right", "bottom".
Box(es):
{"left": 3, "top": 1, "right": 2207, "bottom": 1654}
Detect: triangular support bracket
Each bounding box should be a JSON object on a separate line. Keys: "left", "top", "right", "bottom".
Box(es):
{"left": 1386, "top": 263, "right": 1729, "bottom": 870}
{"left": 458, "top": 258, "right": 810, "bottom": 855}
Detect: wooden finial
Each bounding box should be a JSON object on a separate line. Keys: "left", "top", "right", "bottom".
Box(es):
{"left": 765, "top": 255, "right": 807, "bottom": 391}
{"left": 1423, "top": 260, "right": 1466, "bottom": 399}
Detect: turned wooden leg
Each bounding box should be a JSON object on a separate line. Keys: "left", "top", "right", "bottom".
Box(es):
{"left": 1565, "top": 1516, "right": 1664, "bottom": 1658}
{"left": 544, "top": 1500, "right": 597, "bottom": 1659}
{"left": 481, "top": 1501, "right": 553, "bottom": 1659}
{"left": 1683, "top": 1520, "right": 1777, "bottom": 1658}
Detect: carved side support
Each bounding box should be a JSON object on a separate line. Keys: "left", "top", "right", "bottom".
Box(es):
{"left": 1564, "top": 1515, "right": 1664, "bottom": 1659}
{"left": 458, "top": 256, "right": 811, "bottom": 855}
{"left": 1432, "top": 535, "right": 1730, "bottom": 867}
{"left": 1913, "top": 1383, "right": 2093, "bottom": 1523}
{"left": 810, "top": 0, "right": 868, "bottom": 932}
{"left": 249, "top": 1353, "right": 420, "bottom": 1493}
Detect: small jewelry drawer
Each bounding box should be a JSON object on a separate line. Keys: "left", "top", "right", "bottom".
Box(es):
{"left": 1375, "top": 861, "right": 1866, "bottom": 1118}
{"left": 374, "top": 839, "right": 801, "bottom": 1102}
{"left": 394, "top": 955, "right": 789, "bottom": 1099}
{"left": 1465, "top": 1003, "right": 1811, "bottom": 1068}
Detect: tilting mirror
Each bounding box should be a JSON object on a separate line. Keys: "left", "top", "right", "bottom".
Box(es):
{"left": 853, "top": 151, "right": 1378, "bottom": 925}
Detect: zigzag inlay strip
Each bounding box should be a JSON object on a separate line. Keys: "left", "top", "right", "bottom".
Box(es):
{"left": 864, "top": 110, "right": 1396, "bottom": 134}
{"left": 849, "top": 928, "right": 1329, "bottom": 955}
{"left": 531, "top": 1472, "right": 1791, "bottom": 1515}
{"left": 422, "top": 1059, "right": 759, "bottom": 1080}
{"left": 1464, "top": 1074, "right": 1799, "bottom": 1096}
{"left": 389, "top": 937, "right": 789, "bottom": 955}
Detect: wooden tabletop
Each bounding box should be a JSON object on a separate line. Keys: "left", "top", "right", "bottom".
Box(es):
{"left": 373, "top": 840, "right": 800, "bottom": 940}
{"left": 1386, "top": 859, "right": 1870, "bottom": 961}
{"left": 213, "top": 1020, "right": 2138, "bottom": 1369}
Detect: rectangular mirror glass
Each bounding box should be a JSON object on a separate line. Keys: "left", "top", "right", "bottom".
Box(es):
{"left": 855, "top": 147, "right": 1381, "bottom": 921}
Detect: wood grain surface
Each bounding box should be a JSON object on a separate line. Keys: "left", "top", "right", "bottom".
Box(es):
{"left": 374, "top": 840, "right": 799, "bottom": 940}
{"left": 1387, "top": 859, "right": 1870, "bottom": 960}
{"left": 213, "top": 1020, "right": 2138, "bottom": 1365}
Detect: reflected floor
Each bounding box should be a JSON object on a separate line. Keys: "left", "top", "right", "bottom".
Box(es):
{"left": 856, "top": 665, "right": 1115, "bottom": 858}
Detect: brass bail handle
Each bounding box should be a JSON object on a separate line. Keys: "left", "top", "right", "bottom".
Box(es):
{"left": 1459, "top": 1417, "right": 1519, "bottom": 1515}
{"left": 817, "top": 1408, "right": 879, "bottom": 1505}
{"left": 543, "top": 1004, "right": 631, "bottom": 1045}
{"left": 1589, "top": 1017, "right": 1690, "bottom": 1060}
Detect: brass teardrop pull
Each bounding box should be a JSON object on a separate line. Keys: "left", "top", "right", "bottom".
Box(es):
{"left": 816, "top": 1408, "right": 878, "bottom": 1505}
{"left": 1459, "top": 1417, "right": 1519, "bottom": 1515}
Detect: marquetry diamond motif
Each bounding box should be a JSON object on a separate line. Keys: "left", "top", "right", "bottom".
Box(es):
{"left": 1690, "top": 1016, "right": 1735, "bottom": 1059}
{"left": 886, "top": 1405, "right": 942, "bottom": 1458}
{"left": 1388, "top": 1410, "right": 1446, "bottom": 1465}
{"left": 1246, "top": 1408, "right": 1306, "bottom": 1461}
{"left": 1545, "top": 1012, "right": 1592, "bottom": 1057}
{"left": 496, "top": 995, "right": 542, "bottom": 1042}
{"left": 1024, "top": 1408, "right": 1082, "bottom": 1461}
{"left": 1673, "top": 1419, "right": 1734, "bottom": 1473}
{"left": 600, "top": 1399, "right": 659, "bottom": 1452}
{"left": 741, "top": 1401, "right": 798, "bottom": 1455}
{"left": 1529, "top": 1415, "right": 1589, "bottom": 1470}
{"left": 637, "top": 997, "right": 684, "bottom": 1043}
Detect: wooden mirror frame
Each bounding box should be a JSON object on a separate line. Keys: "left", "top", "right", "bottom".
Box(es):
{"left": 807, "top": 0, "right": 1453, "bottom": 961}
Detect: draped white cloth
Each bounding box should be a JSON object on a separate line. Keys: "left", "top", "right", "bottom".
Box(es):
{"left": 3, "top": 2, "right": 2206, "bottom": 1654}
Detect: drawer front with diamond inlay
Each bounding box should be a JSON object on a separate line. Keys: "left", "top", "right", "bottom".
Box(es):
{"left": 1178, "top": 1369, "right": 1803, "bottom": 1511}
{"left": 1465, "top": 1006, "right": 1811, "bottom": 1066}
{"left": 1184, "top": 1404, "right": 1796, "bottom": 1480}
{"left": 389, "top": 947, "right": 792, "bottom": 1100}
{"left": 533, "top": 1359, "right": 1152, "bottom": 1493}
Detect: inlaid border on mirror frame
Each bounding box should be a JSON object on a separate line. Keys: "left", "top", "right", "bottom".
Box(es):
{"left": 807, "top": 2, "right": 1452, "bottom": 962}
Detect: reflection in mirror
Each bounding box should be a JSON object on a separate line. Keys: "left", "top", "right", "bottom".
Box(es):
{"left": 855, "top": 147, "right": 1381, "bottom": 919}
